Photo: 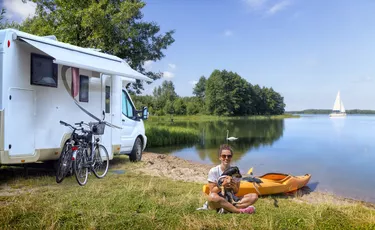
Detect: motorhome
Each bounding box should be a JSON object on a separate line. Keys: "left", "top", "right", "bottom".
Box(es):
{"left": 0, "top": 28, "right": 151, "bottom": 166}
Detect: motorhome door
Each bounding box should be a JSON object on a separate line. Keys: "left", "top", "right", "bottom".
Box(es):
{"left": 120, "top": 90, "right": 137, "bottom": 151}
{"left": 7, "top": 88, "right": 35, "bottom": 156}
{"left": 101, "top": 76, "right": 112, "bottom": 157}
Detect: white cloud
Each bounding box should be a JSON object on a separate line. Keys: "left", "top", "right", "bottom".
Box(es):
{"left": 242, "top": 0, "right": 292, "bottom": 16}
{"left": 143, "top": 60, "right": 154, "bottom": 71}
{"left": 168, "top": 63, "right": 176, "bottom": 69}
{"left": 267, "top": 0, "right": 291, "bottom": 15}
{"left": 163, "top": 71, "right": 175, "bottom": 79}
{"left": 3, "top": 0, "right": 37, "bottom": 22}
{"left": 189, "top": 80, "right": 198, "bottom": 86}
{"left": 224, "top": 30, "right": 233, "bottom": 37}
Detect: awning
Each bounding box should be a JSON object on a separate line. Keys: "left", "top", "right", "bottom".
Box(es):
{"left": 18, "top": 37, "right": 152, "bottom": 82}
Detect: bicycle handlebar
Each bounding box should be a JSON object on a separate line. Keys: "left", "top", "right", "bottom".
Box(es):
{"left": 74, "top": 121, "right": 90, "bottom": 128}
{"left": 60, "top": 120, "right": 93, "bottom": 135}
{"left": 60, "top": 120, "right": 84, "bottom": 131}
{"left": 59, "top": 120, "right": 69, "bottom": 126}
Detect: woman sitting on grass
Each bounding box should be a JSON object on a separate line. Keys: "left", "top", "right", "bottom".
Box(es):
{"left": 206, "top": 144, "right": 258, "bottom": 214}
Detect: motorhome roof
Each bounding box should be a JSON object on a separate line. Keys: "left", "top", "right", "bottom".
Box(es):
{"left": 3, "top": 28, "right": 152, "bottom": 82}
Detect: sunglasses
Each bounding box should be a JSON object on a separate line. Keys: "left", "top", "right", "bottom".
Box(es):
{"left": 221, "top": 154, "right": 232, "bottom": 159}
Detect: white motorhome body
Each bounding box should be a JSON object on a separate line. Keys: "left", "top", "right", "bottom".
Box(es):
{"left": 0, "top": 29, "right": 151, "bottom": 165}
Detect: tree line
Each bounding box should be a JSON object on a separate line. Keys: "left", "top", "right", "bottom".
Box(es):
{"left": 133, "top": 69, "right": 286, "bottom": 116}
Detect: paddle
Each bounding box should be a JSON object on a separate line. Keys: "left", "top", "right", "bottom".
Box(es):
{"left": 247, "top": 167, "right": 253, "bottom": 175}
{"left": 244, "top": 167, "right": 278, "bottom": 207}
{"left": 242, "top": 167, "right": 262, "bottom": 195}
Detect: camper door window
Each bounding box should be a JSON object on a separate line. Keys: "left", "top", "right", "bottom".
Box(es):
{"left": 30, "top": 53, "right": 58, "bottom": 87}
{"left": 122, "top": 90, "right": 135, "bottom": 119}
{"left": 79, "top": 75, "right": 89, "bottom": 102}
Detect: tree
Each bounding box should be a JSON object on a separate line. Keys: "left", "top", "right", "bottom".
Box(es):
{"left": 205, "top": 69, "right": 253, "bottom": 116}
{"left": 153, "top": 80, "right": 178, "bottom": 102}
{"left": 18, "top": 0, "right": 175, "bottom": 94}
{"left": 164, "top": 100, "right": 174, "bottom": 116}
{"left": 0, "top": 8, "right": 22, "bottom": 30}
{"left": 173, "top": 98, "right": 186, "bottom": 115}
{"left": 193, "top": 76, "right": 206, "bottom": 99}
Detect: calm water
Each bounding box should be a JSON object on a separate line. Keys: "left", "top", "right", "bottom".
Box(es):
{"left": 147, "top": 115, "right": 375, "bottom": 203}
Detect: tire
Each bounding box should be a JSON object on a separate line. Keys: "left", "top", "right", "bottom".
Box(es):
{"left": 92, "top": 144, "right": 109, "bottom": 179}
{"left": 56, "top": 142, "right": 72, "bottom": 183}
{"left": 73, "top": 148, "right": 88, "bottom": 186}
{"left": 129, "top": 137, "right": 142, "bottom": 162}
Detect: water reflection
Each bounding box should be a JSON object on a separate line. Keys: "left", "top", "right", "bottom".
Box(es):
{"left": 147, "top": 119, "right": 285, "bottom": 165}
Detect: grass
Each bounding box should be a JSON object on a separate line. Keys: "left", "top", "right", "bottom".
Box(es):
{"left": 1, "top": 156, "right": 374, "bottom": 230}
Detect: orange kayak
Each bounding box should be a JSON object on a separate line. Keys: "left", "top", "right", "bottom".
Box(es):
{"left": 203, "top": 173, "right": 311, "bottom": 197}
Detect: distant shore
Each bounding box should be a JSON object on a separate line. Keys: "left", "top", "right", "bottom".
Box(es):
{"left": 286, "top": 109, "right": 375, "bottom": 114}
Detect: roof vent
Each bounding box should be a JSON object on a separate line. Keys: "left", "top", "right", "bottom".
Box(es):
{"left": 42, "top": 35, "right": 58, "bottom": 41}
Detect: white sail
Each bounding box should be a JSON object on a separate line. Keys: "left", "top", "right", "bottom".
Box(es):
{"left": 340, "top": 101, "right": 345, "bottom": 113}
{"left": 330, "top": 90, "right": 346, "bottom": 117}
{"left": 332, "top": 91, "right": 341, "bottom": 111}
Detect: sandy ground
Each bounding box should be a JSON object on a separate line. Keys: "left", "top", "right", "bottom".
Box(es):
{"left": 134, "top": 152, "right": 375, "bottom": 209}
{"left": 135, "top": 152, "right": 214, "bottom": 184}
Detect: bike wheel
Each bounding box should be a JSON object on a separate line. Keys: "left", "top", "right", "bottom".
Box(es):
{"left": 56, "top": 142, "right": 72, "bottom": 183}
{"left": 73, "top": 148, "right": 88, "bottom": 186}
{"left": 92, "top": 144, "right": 109, "bottom": 179}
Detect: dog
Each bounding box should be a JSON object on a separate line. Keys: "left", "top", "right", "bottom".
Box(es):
{"left": 213, "top": 166, "right": 242, "bottom": 205}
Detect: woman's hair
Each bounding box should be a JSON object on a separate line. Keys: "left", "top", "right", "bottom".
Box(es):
{"left": 218, "top": 144, "right": 234, "bottom": 157}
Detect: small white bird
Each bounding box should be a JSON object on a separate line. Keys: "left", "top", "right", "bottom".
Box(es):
{"left": 226, "top": 130, "right": 238, "bottom": 141}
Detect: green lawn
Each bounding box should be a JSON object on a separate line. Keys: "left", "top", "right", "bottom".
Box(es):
{"left": 1, "top": 156, "right": 374, "bottom": 230}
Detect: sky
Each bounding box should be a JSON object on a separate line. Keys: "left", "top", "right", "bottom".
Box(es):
{"left": 2, "top": 0, "right": 375, "bottom": 111}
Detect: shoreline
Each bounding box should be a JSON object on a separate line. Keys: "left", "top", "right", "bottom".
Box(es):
{"left": 132, "top": 152, "right": 375, "bottom": 209}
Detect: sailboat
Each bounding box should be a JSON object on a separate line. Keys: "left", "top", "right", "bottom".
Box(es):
{"left": 329, "top": 91, "right": 346, "bottom": 117}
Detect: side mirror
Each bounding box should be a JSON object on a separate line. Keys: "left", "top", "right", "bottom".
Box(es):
{"left": 142, "top": 107, "right": 149, "bottom": 120}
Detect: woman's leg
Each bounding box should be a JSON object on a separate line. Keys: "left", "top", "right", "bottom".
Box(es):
{"left": 207, "top": 193, "right": 242, "bottom": 213}
{"left": 234, "top": 193, "right": 258, "bottom": 209}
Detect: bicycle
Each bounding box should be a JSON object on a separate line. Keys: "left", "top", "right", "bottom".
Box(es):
{"left": 56, "top": 120, "right": 86, "bottom": 183}
{"left": 72, "top": 121, "right": 109, "bottom": 186}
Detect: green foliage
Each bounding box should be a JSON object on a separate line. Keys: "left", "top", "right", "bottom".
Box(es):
{"left": 163, "top": 100, "right": 174, "bottom": 115}
{"left": 186, "top": 101, "right": 200, "bottom": 115}
{"left": 192, "top": 75, "right": 206, "bottom": 98}
{"left": 16, "top": 0, "right": 175, "bottom": 94}
{"left": 133, "top": 68, "right": 286, "bottom": 117}
{"left": 173, "top": 98, "right": 186, "bottom": 115}
{"left": 205, "top": 69, "right": 285, "bottom": 116}
{"left": 153, "top": 80, "right": 178, "bottom": 102}
{"left": 0, "top": 8, "right": 22, "bottom": 30}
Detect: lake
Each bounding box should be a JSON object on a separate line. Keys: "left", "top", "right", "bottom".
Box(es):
{"left": 147, "top": 115, "right": 375, "bottom": 203}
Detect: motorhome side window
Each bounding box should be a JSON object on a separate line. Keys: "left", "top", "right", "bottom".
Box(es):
{"left": 122, "top": 90, "right": 135, "bottom": 119}
{"left": 30, "top": 53, "right": 58, "bottom": 87}
{"left": 79, "top": 75, "right": 89, "bottom": 102}
{"left": 105, "top": 86, "right": 110, "bottom": 113}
